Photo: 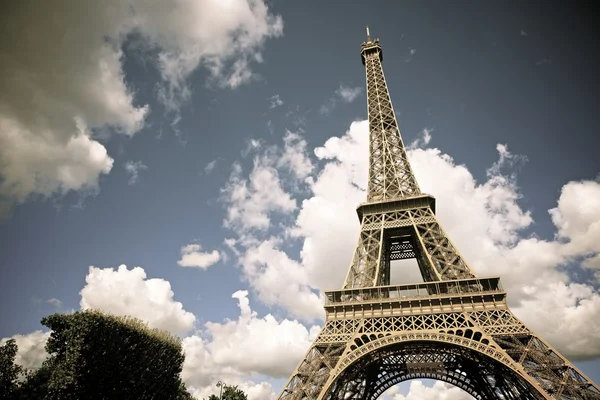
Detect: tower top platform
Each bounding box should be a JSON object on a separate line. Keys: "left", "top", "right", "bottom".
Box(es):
{"left": 360, "top": 25, "right": 382, "bottom": 65}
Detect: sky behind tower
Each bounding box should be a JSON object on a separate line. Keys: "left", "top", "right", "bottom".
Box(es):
{"left": 1, "top": 1, "right": 598, "bottom": 398}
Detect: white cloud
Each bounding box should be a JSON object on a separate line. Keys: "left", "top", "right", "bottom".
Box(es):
{"left": 80, "top": 265, "right": 196, "bottom": 335}
{"left": 0, "top": 331, "right": 50, "bottom": 370}
{"left": 222, "top": 158, "right": 296, "bottom": 232}
{"left": 268, "top": 94, "right": 284, "bottom": 109}
{"left": 6, "top": 117, "right": 598, "bottom": 398}
{"left": 291, "top": 122, "right": 369, "bottom": 291}
{"left": 207, "top": 290, "right": 319, "bottom": 377}
{"left": 277, "top": 131, "right": 314, "bottom": 180}
{"left": 134, "top": 0, "right": 283, "bottom": 107}
{"left": 221, "top": 131, "right": 323, "bottom": 321}
{"left": 124, "top": 160, "right": 148, "bottom": 185}
{"left": 335, "top": 85, "right": 363, "bottom": 103}
{"left": 181, "top": 290, "right": 319, "bottom": 398}
{"left": 408, "top": 127, "right": 433, "bottom": 149}
{"left": 242, "top": 138, "right": 264, "bottom": 157}
{"left": 223, "top": 119, "right": 600, "bottom": 361}
{"left": 3, "top": 269, "right": 317, "bottom": 399}
{"left": 178, "top": 243, "right": 221, "bottom": 270}
{"left": 486, "top": 143, "right": 528, "bottom": 177}
{"left": 239, "top": 382, "right": 277, "bottom": 400}
{"left": 549, "top": 180, "right": 600, "bottom": 258}
{"left": 383, "top": 381, "right": 473, "bottom": 400}
{"left": 319, "top": 84, "right": 363, "bottom": 115}
{"left": 0, "top": 122, "right": 116, "bottom": 216}
{"left": 239, "top": 239, "right": 323, "bottom": 322}
{"left": 46, "top": 298, "right": 63, "bottom": 308}
{"left": 204, "top": 159, "right": 218, "bottom": 175}
{"left": 513, "top": 281, "right": 600, "bottom": 360}
{"left": 0, "top": 0, "right": 282, "bottom": 214}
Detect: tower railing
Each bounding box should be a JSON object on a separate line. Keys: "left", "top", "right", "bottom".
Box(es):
{"left": 325, "top": 276, "right": 503, "bottom": 305}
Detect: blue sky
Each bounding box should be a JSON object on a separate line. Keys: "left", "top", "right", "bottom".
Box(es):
{"left": 1, "top": 1, "right": 599, "bottom": 398}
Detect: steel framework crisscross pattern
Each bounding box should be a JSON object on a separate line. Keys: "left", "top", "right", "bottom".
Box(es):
{"left": 343, "top": 206, "right": 474, "bottom": 289}
{"left": 327, "top": 341, "right": 546, "bottom": 400}
{"left": 276, "top": 31, "right": 600, "bottom": 400}
{"left": 363, "top": 42, "right": 420, "bottom": 203}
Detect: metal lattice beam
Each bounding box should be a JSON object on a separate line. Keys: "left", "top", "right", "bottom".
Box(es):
{"left": 362, "top": 37, "right": 420, "bottom": 202}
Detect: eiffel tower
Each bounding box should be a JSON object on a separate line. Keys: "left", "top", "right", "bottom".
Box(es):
{"left": 277, "top": 27, "right": 600, "bottom": 400}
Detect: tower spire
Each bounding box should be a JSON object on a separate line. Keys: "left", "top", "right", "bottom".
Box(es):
{"left": 360, "top": 35, "right": 421, "bottom": 202}
{"left": 366, "top": 25, "right": 371, "bottom": 41}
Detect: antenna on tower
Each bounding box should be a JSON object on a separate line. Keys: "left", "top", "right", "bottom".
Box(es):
{"left": 366, "top": 25, "right": 371, "bottom": 41}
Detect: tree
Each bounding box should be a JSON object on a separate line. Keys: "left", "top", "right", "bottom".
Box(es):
{"left": 0, "top": 339, "right": 22, "bottom": 399}
{"left": 205, "top": 384, "right": 248, "bottom": 400}
{"left": 179, "top": 382, "right": 196, "bottom": 400}
{"left": 14, "top": 363, "right": 52, "bottom": 400}
{"left": 15, "top": 310, "right": 192, "bottom": 400}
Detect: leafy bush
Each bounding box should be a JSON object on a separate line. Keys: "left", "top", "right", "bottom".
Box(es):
{"left": 3, "top": 310, "right": 194, "bottom": 400}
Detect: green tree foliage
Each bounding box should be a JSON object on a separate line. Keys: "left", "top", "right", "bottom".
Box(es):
{"left": 15, "top": 310, "right": 193, "bottom": 400}
{"left": 0, "top": 339, "right": 22, "bottom": 399}
{"left": 14, "top": 365, "right": 52, "bottom": 399}
{"left": 179, "top": 382, "right": 196, "bottom": 400}
{"left": 205, "top": 384, "right": 248, "bottom": 400}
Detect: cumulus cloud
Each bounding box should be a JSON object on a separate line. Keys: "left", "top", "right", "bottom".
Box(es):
{"left": 0, "top": 0, "right": 282, "bottom": 214}
{"left": 239, "top": 382, "right": 278, "bottom": 400}
{"left": 223, "top": 130, "right": 312, "bottom": 233}
{"left": 222, "top": 160, "right": 295, "bottom": 231}
{"left": 6, "top": 117, "right": 598, "bottom": 397}
{"left": 80, "top": 265, "right": 196, "bottom": 335}
{"left": 178, "top": 243, "right": 221, "bottom": 270}
{"left": 2, "top": 270, "right": 315, "bottom": 399}
{"left": 291, "top": 122, "right": 369, "bottom": 291}
{"left": 239, "top": 239, "right": 323, "bottom": 322}
{"left": 124, "top": 160, "right": 148, "bottom": 185}
{"left": 277, "top": 131, "right": 314, "bottom": 180}
{"left": 181, "top": 290, "right": 319, "bottom": 398}
{"left": 0, "top": 121, "right": 116, "bottom": 216}
{"left": 222, "top": 119, "right": 600, "bottom": 361}
{"left": 130, "top": 0, "right": 283, "bottom": 106}
{"left": 549, "top": 180, "right": 600, "bottom": 259}
{"left": 513, "top": 282, "right": 600, "bottom": 360}
{"left": 0, "top": 331, "right": 50, "bottom": 370}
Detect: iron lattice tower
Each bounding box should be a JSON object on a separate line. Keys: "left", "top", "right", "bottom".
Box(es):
{"left": 277, "top": 27, "right": 600, "bottom": 400}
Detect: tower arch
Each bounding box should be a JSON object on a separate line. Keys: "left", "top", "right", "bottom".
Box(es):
{"left": 319, "top": 334, "right": 547, "bottom": 400}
